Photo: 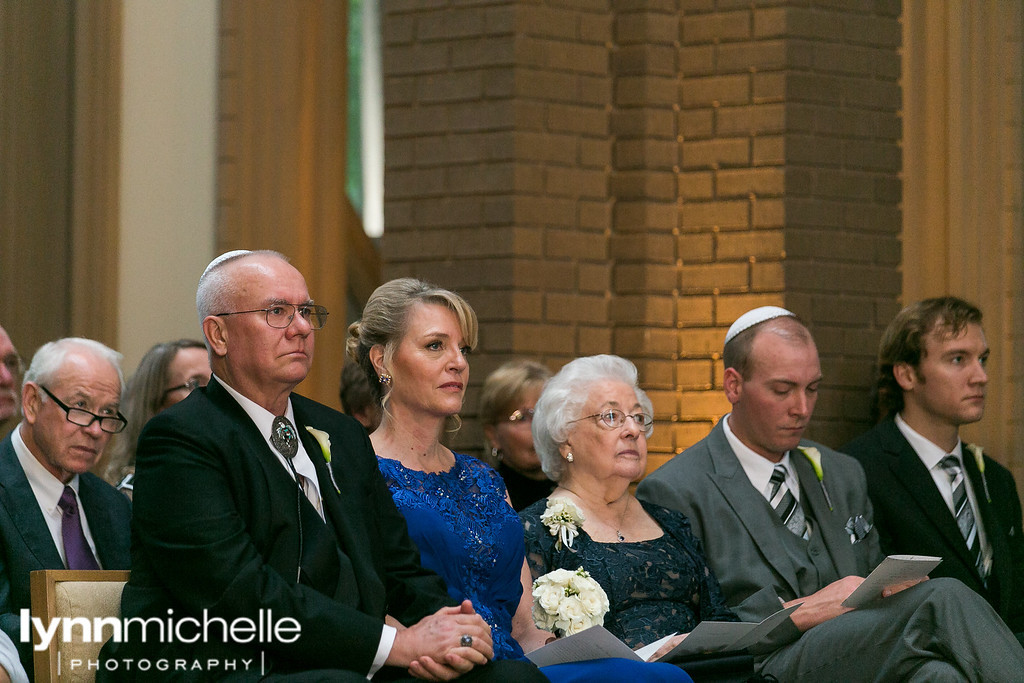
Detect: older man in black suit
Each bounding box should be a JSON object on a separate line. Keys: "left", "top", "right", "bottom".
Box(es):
{"left": 101, "top": 251, "right": 542, "bottom": 682}
{"left": 0, "top": 337, "right": 132, "bottom": 677}
{"left": 844, "top": 297, "right": 1024, "bottom": 639}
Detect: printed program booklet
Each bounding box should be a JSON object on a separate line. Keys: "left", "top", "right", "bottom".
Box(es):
{"left": 526, "top": 605, "right": 798, "bottom": 667}
{"left": 841, "top": 554, "right": 942, "bottom": 608}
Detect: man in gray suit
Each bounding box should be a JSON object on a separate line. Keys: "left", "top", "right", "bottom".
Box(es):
{"left": 638, "top": 306, "right": 1024, "bottom": 681}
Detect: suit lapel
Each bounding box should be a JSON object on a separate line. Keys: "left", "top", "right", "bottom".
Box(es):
{"left": 963, "top": 452, "right": 1008, "bottom": 593}
{"left": 791, "top": 448, "right": 857, "bottom": 576}
{"left": 78, "top": 476, "right": 119, "bottom": 568}
{"left": 704, "top": 424, "right": 803, "bottom": 598}
{"left": 0, "top": 436, "right": 65, "bottom": 568}
{"left": 292, "top": 405, "right": 383, "bottom": 607}
{"left": 880, "top": 421, "right": 979, "bottom": 572}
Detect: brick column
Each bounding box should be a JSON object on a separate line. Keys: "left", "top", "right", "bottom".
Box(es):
{"left": 382, "top": 0, "right": 903, "bottom": 459}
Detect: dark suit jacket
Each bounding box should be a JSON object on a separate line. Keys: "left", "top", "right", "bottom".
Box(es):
{"left": 844, "top": 418, "right": 1024, "bottom": 632}
{"left": 0, "top": 431, "right": 132, "bottom": 675}
{"left": 637, "top": 420, "right": 881, "bottom": 652}
{"left": 101, "top": 378, "right": 452, "bottom": 680}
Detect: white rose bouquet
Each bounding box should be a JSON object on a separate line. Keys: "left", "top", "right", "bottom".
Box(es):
{"left": 531, "top": 567, "right": 610, "bottom": 636}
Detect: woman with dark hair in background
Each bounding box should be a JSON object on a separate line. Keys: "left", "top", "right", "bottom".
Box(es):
{"left": 104, "top": 339, "right": 210, "bottom": 497}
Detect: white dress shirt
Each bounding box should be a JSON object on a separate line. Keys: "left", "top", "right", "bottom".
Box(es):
{"left": 11, "top": 425, "right": 101, "bottom": 568}
{"left": 216, "top": 376, "right": 395, "bottom": 678}
{"left": 723, "top": 413, "right": 804, "bottom": 504}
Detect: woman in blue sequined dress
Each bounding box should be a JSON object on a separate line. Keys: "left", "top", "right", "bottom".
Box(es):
{"left": 346, "top": 278, "right": 691, "bottom": 682}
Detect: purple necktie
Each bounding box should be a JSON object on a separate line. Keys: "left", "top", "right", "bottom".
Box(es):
{"left": 58, "top": 486, "right": 100, "bottom": 570}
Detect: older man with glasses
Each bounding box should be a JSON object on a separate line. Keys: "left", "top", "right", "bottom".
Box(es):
{"left": 100, "top": 250, "right": 541, "bottom": 682}
{"left": 0, "top": 337, "right": 132, "bottom": 678}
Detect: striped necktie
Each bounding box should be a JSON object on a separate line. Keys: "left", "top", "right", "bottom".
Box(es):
{"left": 939, "top": 455, "right": 985, "bottom": 579}
{"left": 767, "top": 463, "right": 809, "bottom": 540}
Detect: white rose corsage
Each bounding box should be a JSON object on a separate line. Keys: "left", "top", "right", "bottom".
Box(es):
{"left": 531, "top": 567, "right": 609, "bottom": 636}
{"left": 541, "top": 497, "right": 585, "bottom": 550}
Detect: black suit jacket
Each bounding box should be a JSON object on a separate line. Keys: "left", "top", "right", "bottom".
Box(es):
{"left": 844, "top": 418, "right": 1024, "bottom": 632}
{"left": 101, "top": 378, "right": 452, "bottom": 680}
{"left": 0, "top": 431, "right": 132, "bottom": 675}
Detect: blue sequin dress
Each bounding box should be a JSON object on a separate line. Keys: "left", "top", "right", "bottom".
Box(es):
{"left": 377, "top": 453, "right": 692, "bottom": 683}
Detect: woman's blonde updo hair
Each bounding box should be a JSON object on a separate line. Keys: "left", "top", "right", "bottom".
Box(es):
{"left": 346, "top": 278, "right": 479, "bottom": 417}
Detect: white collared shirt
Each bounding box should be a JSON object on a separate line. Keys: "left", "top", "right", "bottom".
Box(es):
{"left": 215, "top": 375, "right": 394, "bottom": 678}
{"left": 218, "top": 378, "right": 324, "bottom": 521}
{"left": 723, "top": 414, "right": 803, "bottom": 503}
{"left": 895, "top": 413, "right": 991, "bottom": 567}
{"left": 11, "top": 424, "right": 102, "bottom": 568}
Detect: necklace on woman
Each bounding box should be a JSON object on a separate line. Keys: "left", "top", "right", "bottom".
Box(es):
{"left": 561, "top": 487, "right": 632, "bottom": 542}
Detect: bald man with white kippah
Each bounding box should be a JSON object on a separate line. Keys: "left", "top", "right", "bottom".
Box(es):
{"left": 638, "top": 306, "right": 1024, "bottom": 681}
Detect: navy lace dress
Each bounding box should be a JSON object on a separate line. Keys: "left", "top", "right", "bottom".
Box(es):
{"left": 521, "top": 497, "right": 739, "bottom": 650}
{"left": 377, "top": 453, "right": 692, "bottom": 682}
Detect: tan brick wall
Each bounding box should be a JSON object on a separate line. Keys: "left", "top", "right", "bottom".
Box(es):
{"left": 382, "top": 0, "right": 903, "bottom": 465}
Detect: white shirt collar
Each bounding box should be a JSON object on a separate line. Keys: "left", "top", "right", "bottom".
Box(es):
{"left": 895, "top": 413, "right": 962, "bottom": 469}
{"left": 214, "top": 375, "right": 323, "bottom": 515}
{"left": 722, "top": 414, "right": 801, "bottom": 500}
{"left": 12, "top": 423, "right": 80, "bottom": 512}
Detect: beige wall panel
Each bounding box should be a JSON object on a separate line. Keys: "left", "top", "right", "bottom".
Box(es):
{"left": 117, "top": 0, "right": 218, "bottom": 373}
{"left": 0, "top": 1, "right": 74, "bottom": 356}
{"left": 218, "top": 0, "right": 350, "bottom": 408}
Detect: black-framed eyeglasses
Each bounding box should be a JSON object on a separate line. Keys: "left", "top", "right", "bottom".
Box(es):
{"left": 570, "top": 409, "right": 653, "bottom": 430}
{"left": 2, "top": 353, "right": 23, "bottom": 377}
{"left": 38, "top": 385, "right": 127, "bottom": 434}
{"left": 163, "top": 377, "right": 205, "bottom": 398}
{"left": 213, "top": 303, "right": 329, "bottom": 330}
{"left": 507, "top": 408, "right": 534, "bottom": 424}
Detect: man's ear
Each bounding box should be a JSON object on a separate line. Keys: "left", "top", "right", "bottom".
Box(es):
{"left": 368, "top": 344, "right": 386, "bottom": 378}
{"left": 893, "top": 362, "right": 916, "bottom": 392}
{"left": 202, "top": 317, "right": 229, "bottom": 358}
{"left": 21, "top": 382, "right": 41, "bottom": 425}
{"left": 723, "top": 367, "right": 743, "bottom": 405}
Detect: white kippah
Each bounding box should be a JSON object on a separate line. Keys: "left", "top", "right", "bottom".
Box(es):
{"left": 200, "top": 250, "right": 253, "bottom": 281}
{"left": 724, "top": 306, "right": 796, "bottom": 346}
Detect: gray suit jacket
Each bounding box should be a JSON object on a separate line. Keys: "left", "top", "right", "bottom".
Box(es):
{"left": 637, "top": 419, "right": 881, "bottom": 650}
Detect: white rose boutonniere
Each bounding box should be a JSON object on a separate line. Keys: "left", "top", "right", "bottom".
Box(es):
{"left": 540, "top": 498, "right": 585, "bottom": 550}
{"left": 531, "top": 567, "right": 609, "bottom": 636}
{"left": 799, "top": 446, "right": 833, "bottom": 510}
{"left": 305, "top": 426, "right": 341, "bottom": 494}
{"left": 965, "top": 443, "right": 991, "bottom": 503}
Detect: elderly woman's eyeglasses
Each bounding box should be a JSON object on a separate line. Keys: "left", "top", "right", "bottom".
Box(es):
{"left": 163, "top": 377, "right": 205, "bottom": 398}
{"left": 507, "top": 408, "right": 534, "bottom": 423}
{"left": 571, "top": 409, "right": 653, "bottom": 430}
{"left": 38, "top": 385, "right": 128, "bottom": 434}
{"left": 213, "top": 303, "right": 329, "bottom": 330}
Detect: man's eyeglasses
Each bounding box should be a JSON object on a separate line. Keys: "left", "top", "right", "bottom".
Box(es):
{"left": 1, "top": 353, "right": 23, "bottom": 377}
{"left": 507, "top": 408, "right": 534, "bottom": 424}
{"left": 570, "top": 409, "right": 653, "bottom": 430}
{"left": 213, "top": 304, "right": 329, "bottom": 330}
{"left": 163, "top": 377, "right": 205, "bottom": 398}
{"left": 38, "top": 385, "right": 127, "bottom": 434}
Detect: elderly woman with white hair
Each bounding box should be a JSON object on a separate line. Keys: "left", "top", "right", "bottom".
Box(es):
{"left": 521, "top": 354, "right": 739, "bottom": 657}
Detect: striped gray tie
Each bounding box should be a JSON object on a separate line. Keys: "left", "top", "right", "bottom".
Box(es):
{"left": 767, "top": 463, "right": 808, "bottom": 540}
{"left": 939, "top": 455, "right": 985, "bottom": 579}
